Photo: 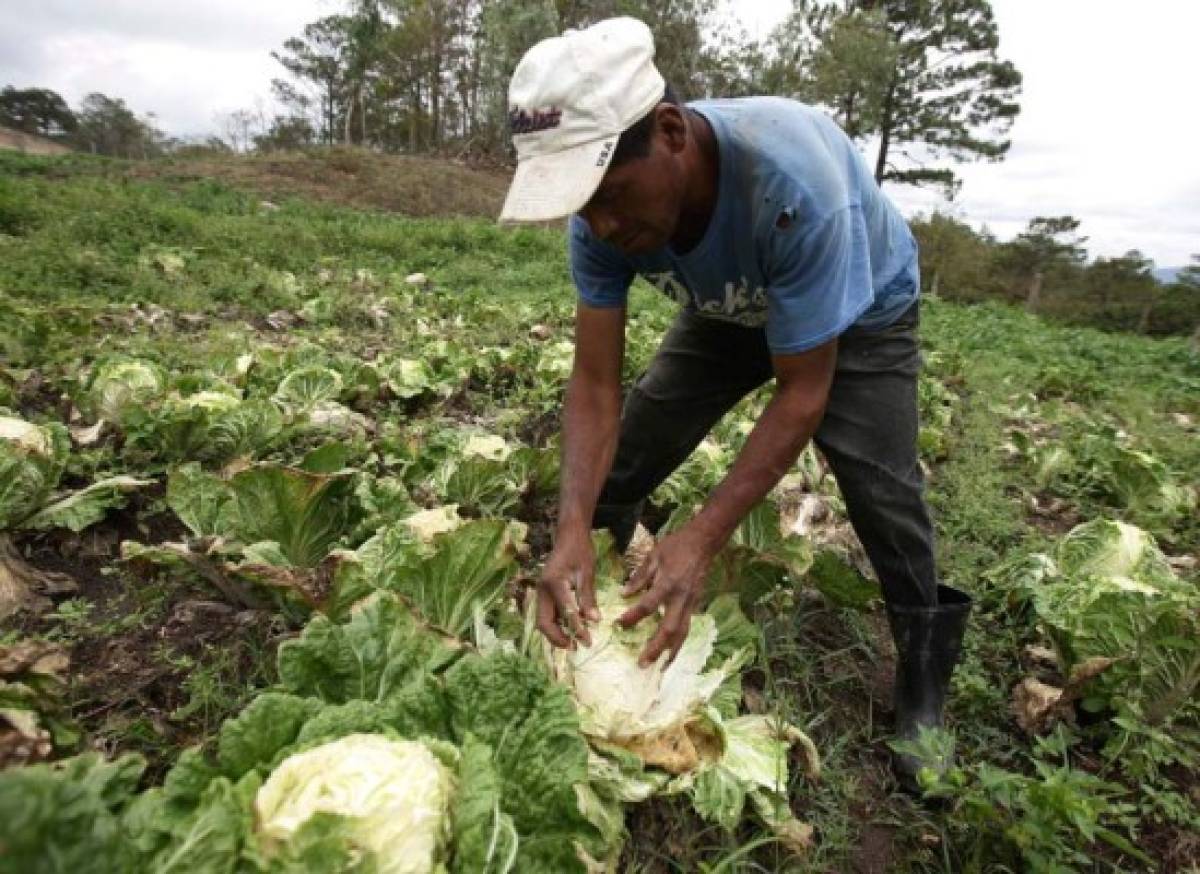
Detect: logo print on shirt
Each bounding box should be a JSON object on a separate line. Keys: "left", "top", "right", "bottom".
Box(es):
{"left": 644, "top": 271, "right": 769, "bottom": 327}
{"left": 645, "top": 271, "right": 691, "bottom": 307}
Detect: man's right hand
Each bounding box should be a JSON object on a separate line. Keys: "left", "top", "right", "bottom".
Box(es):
{"left": 537, "top": 530, "right": 601, "bottom": 648}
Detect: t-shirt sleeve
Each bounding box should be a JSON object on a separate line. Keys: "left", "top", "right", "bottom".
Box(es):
{"left": 764, "top": 205, "right": 874, "bottom": 354}
{"left": 568, "top": 215, "right": 634, "bottom": 308}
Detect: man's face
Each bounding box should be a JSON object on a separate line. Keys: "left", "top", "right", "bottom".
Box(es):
{"left": 577, "top": 126, "right": 686, "bottom": 255}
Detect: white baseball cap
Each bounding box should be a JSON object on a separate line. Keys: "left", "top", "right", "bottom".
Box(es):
{"left": 499, "top": 17, "right": 666, "bottom": 224}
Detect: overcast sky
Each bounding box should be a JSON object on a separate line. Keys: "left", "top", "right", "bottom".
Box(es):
{"left": 2, "top": 0, "right": 1197, "bottom": 266}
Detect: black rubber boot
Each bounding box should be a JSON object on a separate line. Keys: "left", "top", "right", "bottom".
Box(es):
{"left": 885, "top": 584, "right": 972, "bottom": 795}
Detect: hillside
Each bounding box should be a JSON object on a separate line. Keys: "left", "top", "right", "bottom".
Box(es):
{"left": 21, "top": 145, "right": 513, "bottom": 218}
{"left": 0, "top": 150, "right": 1198, "bottom": 873}
{"left": 0, "top": 125, "right": 73, "bottom": 157}
{"left": 127, "top": 147, "right": 512, "bottom": 219}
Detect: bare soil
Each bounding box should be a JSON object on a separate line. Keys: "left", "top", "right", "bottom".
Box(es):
{"left": 0, "top": 126, "right": 72, "bottom": 156}
{"left": 850, "top": 822, "right": 900, "bottom": 874}
{"left": 7, "top": 499, "right": 286, "bottom": 779}
{"left": 126, "top": 148, "right": 512, "bottom": 219}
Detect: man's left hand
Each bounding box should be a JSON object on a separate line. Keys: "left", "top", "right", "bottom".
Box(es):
{"left": 616, "top": 525, "right": 720, "bottom": 668}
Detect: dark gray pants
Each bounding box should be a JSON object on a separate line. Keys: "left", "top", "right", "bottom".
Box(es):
{"left": 592, "top": 302, "right": 939, "bottom": 607}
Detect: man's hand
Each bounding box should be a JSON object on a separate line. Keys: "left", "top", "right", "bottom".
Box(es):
{"left": 617, "top": 525, "right": 719, "bottom": 667}
{"left": 537, "top": 531, "right": 601, "bottom": 648}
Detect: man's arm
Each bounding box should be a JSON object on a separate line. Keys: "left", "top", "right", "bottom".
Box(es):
{"left": 690, "top": 340, "right": 838, "bottom": 545}
{"left": 618, "top": 338, "right": 838, "bottom": 664}
{"left": 556, "top": 303, "right": 626, "bottom": 537}
{"left": 536, "top": 302, "right": 626, "bottom": 647}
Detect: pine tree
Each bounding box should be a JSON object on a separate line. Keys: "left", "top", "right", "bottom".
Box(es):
{"left": 772, "top": 0, "right": 1022, "bottom": 194}
{"left": 997, "top": 216, "right": 1088, "bottom": 313}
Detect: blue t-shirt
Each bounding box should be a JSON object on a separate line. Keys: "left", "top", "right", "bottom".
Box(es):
{"left": 569, "top": 97, "right": 920, "bottom": 354}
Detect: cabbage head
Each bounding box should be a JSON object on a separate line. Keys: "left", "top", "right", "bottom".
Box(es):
{"left": 180, "top": 390, "right": 241, "bottom": 413}
{"left": 460, "top": 432, "right": 511, "bottom": 462}
{"left": 1054, "top": 518, "right": 1174, "bottom": 587}
{"left": 255, "top": 733, "right": 455, "bottom": 874}
{"left": 404, "top": 505, "right": 464, "bottom": 543}
{"left": 87, "top": 359, "right": 165, "bottom": 423}
{"left": 552, "top": 548, "right": 748, "bottom": 775}
{"left": 272, "top": 365, "right": 343, "bottom": 411}
{"left": 1023, "top": 519, "right": 1200, "bottom": 722}
{"left": 385, "top": 358, "right": 435, "bottom": 399}
{"left": 0, "top": 415, "right": 69, "bottom": 529}
{"left": 553, "top": 537, "right": 818, "bottom": 849}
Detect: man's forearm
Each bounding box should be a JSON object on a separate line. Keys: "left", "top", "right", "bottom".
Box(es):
{"left": 691, "top": 388, "right": 825, "bottom": 547}
{"left": 556, "top": 373, "right": 622, "bottom": 538}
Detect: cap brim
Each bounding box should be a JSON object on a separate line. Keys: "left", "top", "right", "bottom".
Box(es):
{"left": 499, "top": 138, "right": 614, "bottom": 224}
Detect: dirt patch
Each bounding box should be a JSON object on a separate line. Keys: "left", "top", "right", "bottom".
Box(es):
{"left": 434, "top": 386, "right": 483, "bottom": 422}
{"left": 1119, "top": 763, "right": 1200, "bottom": 872}
{"left": 8, "top": 501, "right": 286, "bottom": 777}
{"left": 841, "top": 744, "right": 909, "bottom": 874}
{"left": 466, "top": 366, "right": 525, "bottom": 404}
{"left": 863, "top": 611, "right": 897, "bottom": 709}
{"left": 513, "top": 410, "right": 559, "bottom": 453}
{"left": 1144, "top": 822, "right": 1200, "bottom": 872}
{"left": 851, "top": 822, "right": 899, "bottom": 874}
{"left": 126, "top": 148, "right": 511, "bottom": 219}
{"left": 68, "top": 595, "right": 283, "bottom": 777}
{"left": 776, "top": 596, "right": 930, "bottom": 871}
{"left": 11, "top": 368, "right": 71, "bottom": 421}
{"left": 622, "top": 796, "right": 726, "bottom": 873}
{"left": 514, "top": 490, "right": 557, "bottom": 564}
{"left": 1024, "top": 490, "right": 1083, "bottom": 537}
{"left": 0, "top": 126, "right": 72, "bottom": 156}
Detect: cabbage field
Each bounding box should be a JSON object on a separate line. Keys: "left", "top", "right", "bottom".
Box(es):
{"left": 1, "top": 150, "right": 1198, "bottom": 873}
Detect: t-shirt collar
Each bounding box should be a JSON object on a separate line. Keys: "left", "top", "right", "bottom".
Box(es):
{"left": 667, "top": 103, "right": 732, "bottom": 262}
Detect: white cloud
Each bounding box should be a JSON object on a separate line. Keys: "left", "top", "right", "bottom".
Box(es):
{"left": 934, "top": 0, "right": 1200, "bottom": 265}
{"left": 0, "top": 0, "right": 329, "bottom": 137}
{"left": 727, "top": 0, "right": 1200, "bottom": 266}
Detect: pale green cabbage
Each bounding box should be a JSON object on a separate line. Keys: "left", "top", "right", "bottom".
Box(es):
{"left": 304, "top": 401, "right": 372, "bottom": 434}
{"left": 88, "top": 360, "right": 165, "bottom": 423}
{"left": 1054, "top": 518, "right": 1173, "bottom": 587}
{"left": 385, "top": 358, "right": 435, "bottom": 399}
{"left": 554, "top": 540, "right": 818, "bottom": 848}
{"left": 180, "top": 390, "right": 241, "bottom": 413}
{"left": 255, "top": 733, "right": 455, "bottom": 874}
{"left": 273, "top": 366, "right": 344, "bottom": 411}
{"left": 553, "top": 570, "right": 746, "bottom": 776}
{"left": 0, "top": 415, "right": 69, "bottom": 529}
{"left": 462, "top": 432, "right": 511, "bottom": 462}
{"left": 403, "top": 505, "right": 464, "bottom": 543}
{"left": 1022, "top": 519, "right": 1200, "bottom": 722}
{"left": 0, "top": 416, "right": 53, "bottom": 455}
{"left": 557, "top": 582, "right": 732, "bottom": 744}
{"left": 537, "top": 340, "right": 575, "bottom": 378}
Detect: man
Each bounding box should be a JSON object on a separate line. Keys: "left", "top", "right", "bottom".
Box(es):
{"left": 499, "top": 16, "right": 971, "bottom": 792}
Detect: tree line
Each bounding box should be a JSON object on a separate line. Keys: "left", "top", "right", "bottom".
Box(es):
{"left": 0, "top": 87, "right": 173, "bottom": 159}
{"left": 0, "top": 0, "right": 1024, "bottom": 186}
{"left": 912, "top": 213, "right": 1200, "bottom": 340}
{"left": 257, "top": 0, "right": 1020, "bottom": 196}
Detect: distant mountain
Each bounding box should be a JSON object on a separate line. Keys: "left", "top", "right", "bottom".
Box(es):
{"left": 1153, "top": 266, "right": 1185, "bottom": 284}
